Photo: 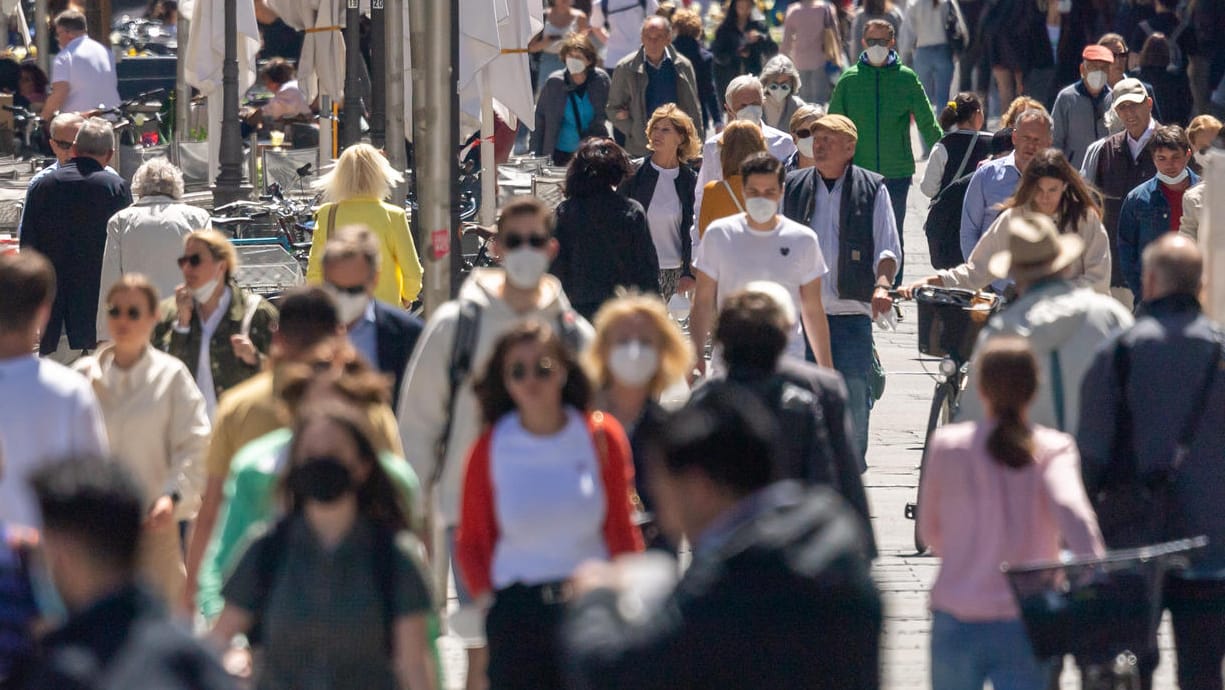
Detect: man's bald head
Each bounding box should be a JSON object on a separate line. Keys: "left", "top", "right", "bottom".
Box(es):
{"left": 1141, "top": 234, "right": 1203, "bottom": 302}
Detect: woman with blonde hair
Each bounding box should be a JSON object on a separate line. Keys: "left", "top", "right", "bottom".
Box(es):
{"left": 76, "top": 273, "right": 211, "bottom": 609}
{"left": 617, "top": 104, "right": 702, "bottom": 302}
{"left": 696, "top": 120, "right": 767, "bottom": 238}
{"left": 585, "top": 293, "right": 691, "bottom": 549}
{"left": 154, "top": 229, "right": 278, "bottom": 418}
{"left": 306, "top": 143, "right": 423, "bottom": 307}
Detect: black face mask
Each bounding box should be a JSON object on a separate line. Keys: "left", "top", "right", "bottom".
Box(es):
{"left": 288, "top": 456, "right": 353, "bottom": 504}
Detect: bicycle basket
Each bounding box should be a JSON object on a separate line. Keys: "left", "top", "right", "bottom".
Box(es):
{"left": 1002, "top": 538, "right": 1205, "bottom": 661}
{"left": 232, "top": 243, "right": 304, "bottom": 297}
{"left": 915, "top": 287, "right": 993, "bottom": 361}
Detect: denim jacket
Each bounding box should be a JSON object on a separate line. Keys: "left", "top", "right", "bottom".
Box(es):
{"left": 1117, "top": 171, "right": 1200, "bottom": 295}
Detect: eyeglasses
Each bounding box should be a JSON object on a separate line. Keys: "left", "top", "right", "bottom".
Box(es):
{"left": 106, "top": 305, "right": 143, "bottom": 320}
{"left": 177, "top": 253, "right": 205, "bottom": 268}
{"left": 327, "top": 282, "right": 367, "bottom": 296}
{"left": 507, "top": 357, "right": 557, "bottom": 382}
{"left": 1112, "top": 50, "right": 1129, "bottom": 59}
{"left": 864, "top": 38, "right": 890, "bottom": 47}
{"left": 501, "top": 234, "right": 549, "bottom": 250}
{"left": 51, "top": 138, "right": 74, "bottom": 149}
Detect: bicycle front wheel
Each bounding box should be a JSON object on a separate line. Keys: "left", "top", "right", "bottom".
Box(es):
{"left": 913, "top": 380, "right": 955, "bottom": 554}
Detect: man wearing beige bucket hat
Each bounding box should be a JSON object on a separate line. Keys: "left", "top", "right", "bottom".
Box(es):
{"left": 955, "top": 213, "right": 1134, "bottom": 435}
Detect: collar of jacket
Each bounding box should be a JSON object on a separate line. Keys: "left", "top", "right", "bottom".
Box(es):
{"left": 633, "top": 45, "right": 678, "bottom": 74}
{"left": 1073, "top": 79, "right": 1111, "bottom": 102}
{"left": 132, "top": 194, "right": 178, "bottom": 206}
{"left": 857, "top": 50, "right": 900, "bottom": 69}
{"left": 1138, "top": 292, "right": 1202, "bottom": 318}
{"left": 68, "top": 156, "right": 106, "bottom": 172}
{"left": 222, "top": 279, "right": 249, "bottom": 323}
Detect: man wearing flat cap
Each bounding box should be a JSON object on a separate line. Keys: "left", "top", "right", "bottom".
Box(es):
{"left": 956, "top": 213, "right": 1133, "bottom": 434}
{"left": 1052, "top": 45, "right": 1116, "bottom": 169}
{"left": 1080, "top": 76, "right": 1159, "bottom": 310}
{"left": 782, "top": 113, "right": 901, "bottom": 469}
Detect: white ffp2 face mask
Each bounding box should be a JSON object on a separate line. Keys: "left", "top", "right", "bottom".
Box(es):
{"left": 744, "top": 197, "right": 778, "bottom": 224}
{"left": 328, "top": 289, "right": 371, "bottom": 325}
{"left": 865, "top": 45, "right": 890, "bottom": 65}
{"left": 565, "top": 57, "right": 587, "bottom": 75}
{"left": 735, "top": 104, "right": 763, "bottom": 124}
{"left": 608, "top": 340, "right": 660, "bottom": 387}
{"left": 796, "top": 136, "right": 814, "bottom": 159}
{"left": 767, "top": 83, "right": 792, "bottom": 103}
{"left": 1085, "top": 70, "right": 1108, "bottom": 92}
{"left": 502, "top": 248, "right": 551, "bottom": 289}
{"left": 1155, "top": 167, "right": 1190, "bottom": 185}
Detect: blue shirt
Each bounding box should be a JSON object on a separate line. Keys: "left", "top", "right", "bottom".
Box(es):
{"left": 346, "top": 301, "right": 379, "bottom": 367}
{"left": 806, "top": 173, "right": 901, "bottom": 316}
{"left": 959, "top": 152, "right": 1020, "bottom": 291}
{"left": 557, "top": 90, "right": 594, "bottom": 154}
{"left": 643, "top": 54, "right": 678, "bottom": 117}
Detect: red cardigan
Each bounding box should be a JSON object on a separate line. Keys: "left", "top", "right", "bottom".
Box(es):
{"left": 455, "top": 410, "right": 644, "bottom": 598}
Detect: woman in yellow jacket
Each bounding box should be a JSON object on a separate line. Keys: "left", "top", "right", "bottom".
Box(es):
{"left": 306, "top": 143, "right": 423, "bottom": 306}
{"left": 696, "top": 120, "right": 767, "bottom": 238}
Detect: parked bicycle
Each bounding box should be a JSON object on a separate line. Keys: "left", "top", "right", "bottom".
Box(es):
{"left": 894, "top": 285, "right": 1004, "bottom": 553}
{"left": 3, "top": 103, "right": 51, "bottom": 160}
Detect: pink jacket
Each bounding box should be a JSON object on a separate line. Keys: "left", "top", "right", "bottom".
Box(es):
{"left": 919, "top": 421, "right": 1105, "bottom": 621}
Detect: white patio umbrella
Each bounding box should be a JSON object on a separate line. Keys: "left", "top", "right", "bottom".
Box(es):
{"left": 183, "top": 0, "right": 261, "bottom": 182}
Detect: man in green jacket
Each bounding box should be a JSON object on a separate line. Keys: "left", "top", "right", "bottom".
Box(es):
{"left": 829, "top": 18, "right": 942, "bottom": 286}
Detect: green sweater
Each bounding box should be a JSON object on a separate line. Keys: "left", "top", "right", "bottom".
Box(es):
{"left": 828, "top": 52, "right": 943, "bottom": 179}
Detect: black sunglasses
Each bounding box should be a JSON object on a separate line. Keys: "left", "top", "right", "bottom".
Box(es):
{"left": 864, "top": 38, "right": 890, "bottom": 47}
{"left": 501, "top": 234, "right": 549, "bottom": 250}
{"left": 793, "top": 126, "right": 815, "bottom": 139}
{"left": 51, "top": 138, "right": 74, "bottom": 149}
{"left": 177, "top": 253, "right": 204, "bottom": 268}
{"left": 327, "top": 282, "right": 366, "bottom": 296}
{"left": 508, "top": 357, "right": 556, "bottom": 382}
{"left": 106, "top": 305, "right": 142, "bottom": 320}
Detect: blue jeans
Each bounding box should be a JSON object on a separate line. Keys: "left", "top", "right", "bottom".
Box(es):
{"left": 884, "top": 177, "right": 910, "bottom": 287}
{"left": 930, "top": 611, "right": 1052, "bottom": 690}
{"left": 825, "top": 314, "right": 873, "bottom": 468}
{"left": 914, "top": 44, "right": 955, "bottom": 110}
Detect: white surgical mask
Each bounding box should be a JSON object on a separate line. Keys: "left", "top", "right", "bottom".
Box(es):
{"left": 609, "top": 340, "right": 659, "bottom": 387}
{"left": 565, "top": 57, "right": 587, "bottom": 75}
{"left": 767, "top": 83, "right": 792, "bottom": 103}
{"left": 796, "top": 136, "right": 814, "bottom": 159}
{"left": 328, "top": 288, "right": 371, "bottom": 325}
{"left": 192, "top": 276, "right": 220, "bottom": 303}
{"left": 865, "top": 45, "right": 890, "bottom": 65}
{"left": 1155, "top": 168, "right": 1190, "bottom": 185}
{"left": 744, "top": 197, "right": 778, "bottom": 224}
{"left": 735, "top": 104, "right": 763, "bottom": 124}
{"left": 502, "top": 248, "right": 551, "bottom": 289}
{"left": 1085, "top": 70, "right": 1108, "bottom": 92}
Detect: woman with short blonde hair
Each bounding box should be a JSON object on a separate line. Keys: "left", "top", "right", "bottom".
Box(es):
{"left": 306, "top": 144, "right": 423, "bottom": 307}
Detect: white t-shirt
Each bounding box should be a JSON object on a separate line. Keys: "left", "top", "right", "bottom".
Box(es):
{"left": 646, "top": 162, "right": 683, "bottom": 269}
{"left": 592, "top": 0, "right": 661, "bottom": 66}
{"left": 490, "top": 408, "right": 607, "bottom": 589}
{"left": 51, "top": 35, "right": 121, "bottom": 113}
{"left": 693, "top": 213, "right": 829, "bottom": 358}
{"left": 0, "top": 355, "right": 109, "bottom": 526}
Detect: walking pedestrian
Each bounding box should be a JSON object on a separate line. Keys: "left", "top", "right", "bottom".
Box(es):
{"left": 210, "top": 403, "right": 437, "bottom": 690}
{"left": 591, "top": 0, "right": 662, "bottom": 69}
{"left": 306, "top": 143, "right": 423, "bottom": 308}
{"left": 527, "top": 0, "right": 591, "bottom": 90}
{"left": 153, "top": 229, "right": 278, "bottom": 419}
{"left": 1051, "top": 44, "right": 1115, "bottom": 169}
{"left": 785, "top": 104, "right": 826, "bottom": 172}
{"left": 456, "top": 321, "right": 643, "bottom": 690}
{"left": 96, "top": 158, "right": 211, "bottom": 342}
{"left": 617, "top": 104, "right": 701, "bottom": 302}
{"left": 829, "top": 18, "right": 943, "bottom": 285}
{"left": 920, "top": 336, "right": 1104, "bottom": 690}
{"left": 606, "top": 16, "right": 701, "bottom": 157}
{"left": 670, "top": 9, "right": 723, "bottom": 133}
{"left": 396, "top": 196, "right": 594, "bottom": 690}
{"left": 586, "top": 294, "right": 692, "bottom": 549}
{"left": 551, "top": 138, "right": 661, "bottom": 319}
{"left": 847, "top": 0, "right": 906, "bottom": 62}
{"left": 781, "top": 114, "right": 901, "bottom": 466}
{"left": 562, "top": 384, "right": 882, "bottom": 689}
{"left": 901, "top": 0, "right": 966, "bottom": 108}
{"left": 1078, "top": 234, "right": 1225, "bottom": 690}
{"left": 23, "top": 457, "right": 234, "bottom": 690}
{"left": 760, "top": 55, "right": 808, "bottom": 132}
{"left": 73, "top": 274, "right": 210, "bottom": 609}
{"left": 712, "top": 0, "right": 778, "bottom": 109}
{"left": 782, "top": 0, "right": 842, "bottom": 104}
{"left": 533, "top": 33, "right": 611, "bottom": 166}
{"left": 920, "top": 92, "right": 989, "bottom": 199}
{"left": 696, "top": 119, "right": 767, "bottom": 237}
{"left": 1133, "top": 33, "right": 1192, "bottom": 127}
{"left": 0, "top": 252, "right": 107, "bottom": 528}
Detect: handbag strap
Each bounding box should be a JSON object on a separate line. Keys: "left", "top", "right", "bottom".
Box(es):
{"left": 950, "top": 131, "right": 979, "bottom": 183}
{"left": 1049, "top": 349, "right": 1066, "bottom": 432}
{"left": 1173, "top": 329, "right": 1224, "bottom": 468}
{"left": 722, "top": 180, "right": 746, "bottom": 214}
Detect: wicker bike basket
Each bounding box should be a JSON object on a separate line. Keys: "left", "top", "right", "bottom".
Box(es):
{"left": 914, "top": 287, "right": 997, "bottom": 361}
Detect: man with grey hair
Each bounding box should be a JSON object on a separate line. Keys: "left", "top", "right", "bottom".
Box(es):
{"left": 321, "top": 224, "right": 423, "bottom": 408}
{"left": 16, "top": 112, "right": 85, "bottom": 240}
{"left": 41, "top": 9, "right": 120, "bottom": 119}
{"left": 606, "top": 16, "right": 700, "bottom": 157}
{"left": 96, "top": 158, "right": 210, "bottom": 340}
{"left": 693, "top": 75, "right": 798, "bottom": 235}
{"left": 19, "top": 117, "right": 130, "bottom": 362}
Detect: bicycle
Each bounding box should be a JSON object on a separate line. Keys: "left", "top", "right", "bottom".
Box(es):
{"left": 893, "top": 285, "right": 1004, "bottom": 554}
{"left": 2, "top": 103, "right": 51, "bottom": 160}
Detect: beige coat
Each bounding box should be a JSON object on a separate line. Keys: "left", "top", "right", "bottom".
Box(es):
{"left": 74, "top": 344, "right": 211, "bottom": 519}
{"left": 939, "top": 206, "right": 1111, "bottom": 294}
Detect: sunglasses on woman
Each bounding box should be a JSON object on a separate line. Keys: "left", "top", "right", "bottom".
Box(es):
{"left": 864, "top": 38, "right": 890, "bottom": 47}
{"left": 107, "top": 305, "right": 143, "bottom": 320}
{"left": 507, "top": 357, "right": 556, "bottom": 382}
{"left": 177, "top": 253, "right": 205, "bottom": 268}
{"left": 501, "top": 234, "right": 549, "bottom": 250}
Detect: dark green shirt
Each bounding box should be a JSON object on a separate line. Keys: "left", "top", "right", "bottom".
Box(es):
{"left": 221, "top": 516, "right": 433, "bottom": 690}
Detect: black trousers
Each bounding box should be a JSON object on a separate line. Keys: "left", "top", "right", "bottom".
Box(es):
{"left": 486, "top": 583, "right": 568, "bottom": 690}
{"left": 1167, "top": 576, "right": 1225, "bottom": 690}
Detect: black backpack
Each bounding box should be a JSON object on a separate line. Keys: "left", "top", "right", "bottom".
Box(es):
{"left": 924, "top": 171, "right": 973, "bottom": 270}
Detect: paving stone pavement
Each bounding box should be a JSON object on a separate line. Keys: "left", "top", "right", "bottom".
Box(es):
{"left": 436, "top": 145, "right": 1182, "bottom": 690}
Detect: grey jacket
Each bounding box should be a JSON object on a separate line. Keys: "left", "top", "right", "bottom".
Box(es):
{"left": 1051, "top": 81, "right": 1112, "bottom": 169}
{"left": 531, "top": 67, "right": 612, "bottom": 157}
{"left": 606, "top": 46, "right": 701, "bottom": 157}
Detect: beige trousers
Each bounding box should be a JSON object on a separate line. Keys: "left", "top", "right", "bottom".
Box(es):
{"left": 138, "top": 525, "right": 186, "bottom": 607}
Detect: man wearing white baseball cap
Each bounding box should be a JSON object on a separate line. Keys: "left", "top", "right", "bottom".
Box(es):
{"left": 1080, "top": 77, "right": 1159, "bottom": 309}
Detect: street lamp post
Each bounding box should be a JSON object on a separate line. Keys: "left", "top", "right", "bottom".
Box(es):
{"left": 369, "top": 0, "right": 386, "bottom": 149}
{"left": 212, "top": 0, "right": 251, "bottom": 208}
{"left": 342, "top": 0, "right": 363, "bottom": 147}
